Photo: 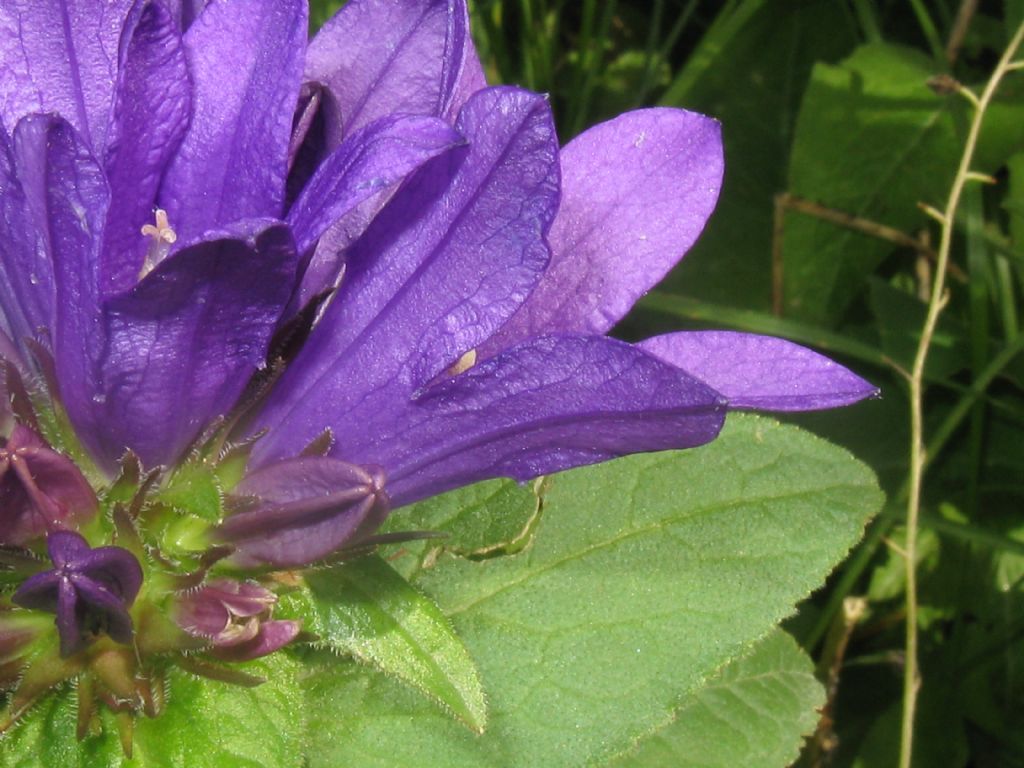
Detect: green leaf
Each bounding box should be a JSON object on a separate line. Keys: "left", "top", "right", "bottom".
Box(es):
{"left": 2, "top": 655, "right": 303, "bottom": 768}
{"left": 782, "top": 43, "right": 960, "bottom": 324}
{"left": 384, "top": 477, "right": 541, "bottom": 576}
{"left": 304, "top": 414, "right": 882, "bottom": 767}
{"left": 303, "top": 556, "right": 487, "bottom": 732}
{"left": 659, "top": 0, "right": 858, "bottom": 310}
{"left": 608, "top": 629, "right": 824, "bottom": 767}
{"left": 157, "top": 462, "right": 223, "bottom": 522}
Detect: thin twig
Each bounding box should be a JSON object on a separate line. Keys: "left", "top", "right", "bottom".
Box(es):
{"left": 945, "top": 0, "right": 980, "bottom": 65}
{"left": 899, "top": 21, "right": 1024, "bottom": 768}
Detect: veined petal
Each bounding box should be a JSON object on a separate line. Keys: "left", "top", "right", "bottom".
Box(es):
{"left": 483, "top": 108, "right": 723, "bottom": 353}
{"left": 0, "top": 0, "right": 135, "bottom": 148}
{"left": 159, "top": 0, "right": 306, "bottom": 239}
{"left": 368, "top": 335, "right": 727, "bottom": 507}
{"left": 71, "top": 221, "right": 299, "bottom": 470}
{"left": 305, "top": 0, "right": 471, "bottom": 144}
{"left": 638, "top": 331, "right": 878, "bottom": 411}
{"left": 287, "top": 113, "right": 464, "bottom": 258}
{"left": 253, "top": 87, "right": 560, "bottom": 463}
{"left": 0, "top": 121, "right": 52, "bottom": 348}
{"left": 101, "top": 0, "right": 191, "bottom": 295}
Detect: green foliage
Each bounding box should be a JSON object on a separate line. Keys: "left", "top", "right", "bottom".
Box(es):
{"left": 300, "top": 414, "right": 880, "bottom": 767}
{"left": 610, "top": 629, "right": 824, "bottom": 768}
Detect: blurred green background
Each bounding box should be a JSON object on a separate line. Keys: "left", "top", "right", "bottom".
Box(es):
{"left": 309, "top": 2, "right": 1024, "bottom": 765}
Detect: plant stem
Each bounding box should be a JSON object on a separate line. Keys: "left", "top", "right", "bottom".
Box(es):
{"left": 898, "top": 21, "right": 1024, "bottom": 768}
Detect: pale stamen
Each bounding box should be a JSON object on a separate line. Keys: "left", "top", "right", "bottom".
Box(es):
{"left": 139, "top": 209, "right": 177, "bottom": 279}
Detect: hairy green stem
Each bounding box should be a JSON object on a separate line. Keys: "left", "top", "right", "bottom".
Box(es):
{"left": 899, "top": 21, "right": 1024, "bottom": 768}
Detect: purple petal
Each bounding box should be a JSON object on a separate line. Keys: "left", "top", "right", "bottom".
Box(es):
{"left": 69, "top": 221, "right": 299, "bottom": 469}
{"left": 638, "top": 331, "right": 878, "bottom": 411}
{"left": 1, "top": 114, "right": 107, "bottom": 352}
{"left": 56, "top": 577, "right": 82, "bottom": 656}
{"left": 77, "top": 546, "right": 144, "bottom": 603}
{"left": 287, "top": 114, "right": 464, "bottom": 257}
{"left": 204, "top": 580, "right": 276, "bottom": 619}
{"left": 46, "top": 530, "right": 92, "bottom": 569}
{"left": 219, "top": 456, "right": 385, "bottom": 568}
{"left": 71, "top": 574, "right": 134, "bottom": 645}
{"left": 0, "top": 0, "right": 135, "bottom": 149}
{"left": 483, "top": 109, "right": 723, "bottom": 354}
{"left": 159, "top": 0, "right": 306, "bottom": 239}
{"left": 212, "top": 620, "right": 300, "bottom": 662}
{"left": 254, "top": 87, "right": 560, "bottom": 463}
{"left": 101, "top": 0, "right": 191, "bottom": 295}
{"left": 305, "top": 0, "right": 471, "bottom": 144}
{"left": 10, "top": 570, "right": 61, "bottom": 612}
{"left": 341, "top": 334, "right": 726, "bottom": 507}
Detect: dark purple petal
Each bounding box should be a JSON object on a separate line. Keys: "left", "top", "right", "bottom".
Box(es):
{"left": 46, "top": 529, "right": 92, "bottom": 569}
{"left": 0, "top": 0, "right": 135, "bottom": 149}
{"left": 76, "top": 547, "right": 144, "bottom": 603}
{"left": 318, "top": 335, "right": 726, "bottom": 507}
{"left": 218, "top": 456, "right": 387, "bottom": 568}
{"left": 70, "top": 221, "right": 299, "bottom": 469}
{"left": 101, "top": 0, "right": 191, "bottom": 295}
{"left": 56, "top": 577, "right": 81, "bottom": 656}
{"left": 483, "top": 109, "right": 723, "bottom": 354}
{"left": 638, "top": 331, "right": 879, "bottom": 411}
{"left": 159, "top": 0, "right": 306, "bottom": 239}
{"left": 71, "top": 573, "right": 135, "bottom": 644}
{"left": 305, "top": 0, "right": 471, "bottom": 144}
{"left": 287, "top": 114, "right": 464, "bottom": 257}
{"left": 10, "top": 570, "right": 61, "bottom": 612}
{"left": 254, "top": 87, "right": 560, "bottom": 463}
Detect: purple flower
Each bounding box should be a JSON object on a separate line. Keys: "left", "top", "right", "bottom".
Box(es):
{"left": 11, "top": 531, "right": 143, "bottom": 657}
{"left": 0, "top": 0, "right": 875, "bottom": 566}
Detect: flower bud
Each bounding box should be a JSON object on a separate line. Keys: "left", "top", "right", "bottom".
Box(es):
{"left": 175, "top": 579, "right": 299, "bottom": 661}
{"left": 215, "top": 456, "right": 390, "bottom": 569}
{"left": 0, "top": 425, "right": 97, "bottom": 546}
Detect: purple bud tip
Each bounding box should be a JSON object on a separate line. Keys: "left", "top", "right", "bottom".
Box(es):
{"left": 0, "top": 425, "right": 98, "bottom": 546}
{"left": 12, "top": 531, "right": 143, "bottom": 657}
{"left": 175, "top": 578, "right": 299, "bottom": 661}
{"left": 215, "top": 456, "right": 392, "bottom": 569}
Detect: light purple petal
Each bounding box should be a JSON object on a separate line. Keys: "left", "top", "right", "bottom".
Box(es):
{"left": 638, "top": 331, "right": 878, "bottom": 411}
{"left": 483, "top": 108, "right": 723, "bottom": 354}
{"left": 367, "top": 335, "right": 727, "bottom": 507}
{"left": 0, "top": 121, "right": 52, "bottom": 348}
{"left": 30, "top": 118, "right": 111, "bottom": 457}
{"left": 287, "top": 113, "right": 464, "bottom": 257}
{"left": 101, "top": 0, "right": 191, "bottom": 295}
{"left": 71, "top": 221, "right": 299, "bottom": 469}
{"left": 0, "top": 0, "right": 135, "bottom": 148}
{"left": 305, "top": 0, "right": 470, "bottom": 144}
{"left": 254, "top": 87, "right": 560, "bottom": 463}
{"left": 159, "top": 0, "right": 306, "bottom": 239}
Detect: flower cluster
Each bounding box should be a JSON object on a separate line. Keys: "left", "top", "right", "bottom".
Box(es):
{"left": 0, "top": 0, "right": 874, "bottom": 745}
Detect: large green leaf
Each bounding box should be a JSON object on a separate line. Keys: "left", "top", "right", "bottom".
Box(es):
{"left": 303, "top": 414, "right": 882, "bottom": 767}
{"left": 3, "top": 655, "right": 303, "bottom": 768}
{"left": 303, "top": 557, "right": 488, "bottom": 732}
{"left": 608, "top": 629, "right": 824, "bottom": 767}
{"left": 781, "top": 43, "right": 960, "bottom": 325}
